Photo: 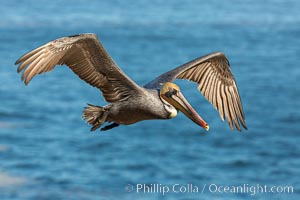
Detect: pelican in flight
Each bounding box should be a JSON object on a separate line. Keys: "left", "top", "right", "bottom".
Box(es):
{"left": 15, "top": 33, "right": 247, "bottom": 131}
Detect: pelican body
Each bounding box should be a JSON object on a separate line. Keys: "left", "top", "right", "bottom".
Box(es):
{"left": 15, "top": 33, "right": 247, "bottom": 131}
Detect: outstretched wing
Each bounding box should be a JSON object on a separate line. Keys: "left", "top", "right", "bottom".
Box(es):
{"left": 146, "top": 52, "right": 247, "bottom": 131}
{"left": 15, "top": 33, "right": 142, "bottom": 102}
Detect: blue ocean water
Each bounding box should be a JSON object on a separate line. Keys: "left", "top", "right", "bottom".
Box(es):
{"left": 0, "top": 0, "right": 299, "bottom": 199}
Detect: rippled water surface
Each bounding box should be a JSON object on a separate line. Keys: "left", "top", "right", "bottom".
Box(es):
{"left": 0, "top": 0, "right": 299, "bottom": 199}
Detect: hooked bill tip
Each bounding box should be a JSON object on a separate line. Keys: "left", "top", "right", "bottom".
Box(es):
{"left": 205, "top": 124, "right": 209, "bottom": 131}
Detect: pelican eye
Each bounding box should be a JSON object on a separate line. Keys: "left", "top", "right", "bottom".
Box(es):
{"left": 165, "top": 88, "right": 177, "bottom": 98}
{"left": 165, "top": 91, "right": 172, "bottom": 98}
{"left": 172, "top": 89, "right": 178, "bottom": 95}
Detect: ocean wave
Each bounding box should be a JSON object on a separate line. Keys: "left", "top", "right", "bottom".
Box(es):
{"left": 0, "top": 172, "right": 26, "bottom": 187}
{"left": 0, "top": 144, "right": 9, "bottom": 152}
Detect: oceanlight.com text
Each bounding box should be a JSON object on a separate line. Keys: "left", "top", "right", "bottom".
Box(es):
{"left": 124, "top": 183, "right": 294, "bottom": 196}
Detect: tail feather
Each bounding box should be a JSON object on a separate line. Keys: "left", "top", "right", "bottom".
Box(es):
{"left": 82, "top": 104, "right": 108, "bottom": 131}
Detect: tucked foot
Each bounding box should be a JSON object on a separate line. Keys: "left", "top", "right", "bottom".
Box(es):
{"left": 101, "top": 123, "right": 120, "bottom": 131}
{"left": 82, "top": 104, "right": 110, "bottom": 131}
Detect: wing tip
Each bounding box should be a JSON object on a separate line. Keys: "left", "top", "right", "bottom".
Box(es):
{"left": 235, "top": 119, "right": 248, "bottom": 132}
{"left": 16, "top": 60, "right": 27, "bottom": 73}
{"left": 241, "top": 121, "right": 248, "bottom": 130}
{"left": 24, "top": 79, "right": 30, "bottom": 85}
{"left": 15, "top": 59, "right": 21, "bottom": 65}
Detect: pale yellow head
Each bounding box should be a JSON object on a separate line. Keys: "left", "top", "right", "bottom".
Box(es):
{"left": 160, "top": 82, "right": 180, "bottom": 97}
{"left": 160, "top": 82, "right": 209, "bottom": 131}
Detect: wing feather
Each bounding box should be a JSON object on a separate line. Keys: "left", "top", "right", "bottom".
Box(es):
{"left": 208, "top": 74, "right": 217, "bottom": 104}
{"left": 146, "top": 52, "right": 247, "bottom": 131}
{"left": 229, "top": 87, "right": 247, "bottom": 129}
{"left": 198, "top": 66, "right": 211, "bottom": 91}
{"left": 17, "top": 50, "right": 45, "bottom": 73}
{"left": 226, "top": 86, "right": 240, "bottom": 130}
{"left": 15, "top": 33, "right": 142, "bottom": 102}
{"left": 210, "top": 76, "right": 217, "bottom": 109}
{"left": 203, "top": 69, "right": 214, "bottom": 98}
{"left": 221, "top": 84, "right": 233, "bottom": 129}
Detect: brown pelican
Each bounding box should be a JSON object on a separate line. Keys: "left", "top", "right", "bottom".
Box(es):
{"left": 15, "top": 33, "right": 247, "bottom": 132}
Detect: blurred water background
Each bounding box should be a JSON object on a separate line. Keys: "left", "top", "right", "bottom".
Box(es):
{"left": 0, "top": 0, "right": 299, "bottom": 199}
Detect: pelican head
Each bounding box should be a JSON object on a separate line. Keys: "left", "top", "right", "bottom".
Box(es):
{"left": 160, "top": 82, "right": 209, "bottom": 131}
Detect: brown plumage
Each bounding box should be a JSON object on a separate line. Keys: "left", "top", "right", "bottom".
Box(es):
{"left": 145, "top": 52, "right": 247, "bottom": 131}
{"left": 15, "top": 33, "right": 247, "bottom": 132}
{"left": 16, "top": 34, "right": 141, "bottom": 102}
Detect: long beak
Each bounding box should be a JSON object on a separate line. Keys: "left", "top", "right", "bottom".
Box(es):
{"left": 165, "top": 91, "right": 209, "bottom": 131}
